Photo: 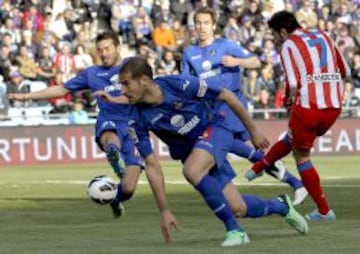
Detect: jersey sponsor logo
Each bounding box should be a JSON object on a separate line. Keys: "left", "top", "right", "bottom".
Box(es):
{"left": 182, "top": 80, "right": 190, "bottom": 90}
{"left": 170, "top": 114, "right": 185, "bottom": 128}
{"left": 198, "top": 68, "right": 221, "bottom": 79}
{"left": 306, "top": 73, "right": 341, "bottom": 82}
{"left": 101, "top": 121, "right": 116, "bottom": 129}
{"left": 173, "top": 101, "right": 183, "bottom": 110}
{"left": 151, "top": 113, "right": 164, "bottom": 124}
{"left": 96, "top": 72, "right": 109, "bottom": 77}
{"left": 177, "top": 115, "right": 201, "bottom": 135}
{"left": 191, "top": 55, "right": 201, "bottom": 60}
{"left": 104, "top": 84, "right": 122, "bottom": 93}
{"left": 104, "top": 74, "right": 122, "bottom": 92}
{"left": 197, "top": 79, "right": 208, "bottom": 97}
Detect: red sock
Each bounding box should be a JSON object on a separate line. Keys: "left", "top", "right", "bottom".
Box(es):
{"left": 298, "top": 161, "right": 330, "bottom": 214}
{"left": 251, "top": 139, "right": 292, "bottom": 174}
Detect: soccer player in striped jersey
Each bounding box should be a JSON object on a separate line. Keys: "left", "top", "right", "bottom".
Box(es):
{"left": 181, "top": 6, "right": 307, "bottom": 205}
{"left": 249, "top": 11, "right": 351, "bottom": 220}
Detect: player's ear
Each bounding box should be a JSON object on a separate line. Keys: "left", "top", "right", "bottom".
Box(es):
{"left": 279, "top": 28, "right": 288, "bottom": 40}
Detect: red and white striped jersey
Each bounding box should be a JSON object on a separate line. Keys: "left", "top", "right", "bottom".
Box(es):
{"left": 280, "top": 28, "right": 351, "bottom": 109}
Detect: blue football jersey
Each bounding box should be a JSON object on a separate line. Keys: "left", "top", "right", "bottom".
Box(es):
{"left": 64, "top": 64, "right": 130, "bottom": 120}
{"left": 181, "top": 38, "right": 254, "bottom": 137}
{"left": 128, "top": 75, "right": 230, "bottom": 159}
{"left": 181, "top": 38, "right": 253, "bottom": 92}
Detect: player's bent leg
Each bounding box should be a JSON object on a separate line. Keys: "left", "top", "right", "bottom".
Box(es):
{"left": 222, "top": 182, "right": 247, "bottom": 217}
{"left": 110, "top": 165, "right": 141, "bottom": 218}
{"left": 105, "top": 143, "right": 126, "bottom": 178}
{"left": 278, "top": 194, "right": 309, "bottom": 234}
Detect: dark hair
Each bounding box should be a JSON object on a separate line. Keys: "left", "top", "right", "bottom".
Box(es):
{"left": 95, "top": 31, "right": 120, "bottom": 46}
{"left": 120, "top": 57, "right": 153, "bottom": 79}
{"left": 194, "top": 6, "right": 217, "bottom": 24}
{"left": 267, "top": 11, "right": 301, "bottom": 34}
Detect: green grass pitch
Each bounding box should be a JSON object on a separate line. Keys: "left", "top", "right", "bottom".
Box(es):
{"left": 0, "top": 156, "right": 359, "bottom": 254}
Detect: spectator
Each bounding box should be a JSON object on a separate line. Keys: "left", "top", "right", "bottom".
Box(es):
{"left": 68, "top": 100, "right": 89, "bottom": 125}
{"left": 132, "top": 6, "right": 153, "bottom": 47}
{"left": 6, "top": 71, "right": 32, "bottom": 107}
{"left": 0, "top": 74, "right": 9, "bottom": 117}
{"left": 22, "top": 4, "right": 44, "bottom": 33}
{"left": 15, "top": 44, "right": 37, "bottom": 80}
{"left": 159, "top": 50, "right": 179, "bottom": 75}
{"left": 53, "top": 41, "right": 76, "bottom": 82}
{"left": 73, "top": 44, "right": 93, "bottom": 72}
{"left": 110, "top": 0, "right": 136, "bottom": 44}
{"left": 47, "top": 72, "right": 72, "bottom": 113}
{"left": 295, "top": 0, "right": 318, "bottom": 28}
{"left": 152, "top": 19, "right": 176, "bottom": 58}
{"left": 36, "top": 45, "right": 55, "bottom": 82}
{"left": 352, "top": 51, "right": 360, "bottom": 88}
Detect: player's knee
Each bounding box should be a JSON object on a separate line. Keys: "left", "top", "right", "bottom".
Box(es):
{"left": 232, "top": 206, "right": 246, "bottom": 217}
{"left": 182, "top": 166, "right": 199, "bottom": 185}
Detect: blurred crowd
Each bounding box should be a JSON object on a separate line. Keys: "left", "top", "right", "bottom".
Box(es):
{"left": 0, "top": 0, "right": 359, "bottom": 123}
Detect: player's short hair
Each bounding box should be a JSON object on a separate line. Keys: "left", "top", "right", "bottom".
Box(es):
{"left": 194, "top": 6, "right": 217, "bottom": 24}
{"left": 267, "top": 11, "right": 301, "bottom": 34}
{"left": 95, "top": 31, "right": 120, "bottom": 46}
{"left": 120, "top": 57, "right": 153, "bottom": 79}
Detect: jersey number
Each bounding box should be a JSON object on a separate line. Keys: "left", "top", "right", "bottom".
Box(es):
{"left": 306, "top": 37, "right": 327, "bottom": 68}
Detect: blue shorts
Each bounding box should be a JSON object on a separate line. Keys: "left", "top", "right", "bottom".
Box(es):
{"left": 216, "top": 92, "right": 250, "bottom": 141}
{"left": 170, "top": 125, "right": 236, "bottom": 188}
{"left": 193, "top": 124, "right": 234, "bottom": 169}
{"left": 95, "top": 116, "right": 143, "bottom": 168}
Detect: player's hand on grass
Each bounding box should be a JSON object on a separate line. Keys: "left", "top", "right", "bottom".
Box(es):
{"left": 93, "top": 91, "right": 129, "bottom": 104}
{"left": 160, "top": 209, "right": 179, "bottom": 243}
{"left": 8, "top": 93, "right": 28, "bottom": 101}
{"left": 250, "top": 130, "right": 270, "bottom": 151}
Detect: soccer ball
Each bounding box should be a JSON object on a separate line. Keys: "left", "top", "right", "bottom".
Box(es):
{"left": 87, "top": 175, "right": 117, "bottom": 205}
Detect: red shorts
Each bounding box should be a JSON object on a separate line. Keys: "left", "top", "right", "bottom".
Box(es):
{"left": 288, "top": 106, "right": 341, "bottom": 150}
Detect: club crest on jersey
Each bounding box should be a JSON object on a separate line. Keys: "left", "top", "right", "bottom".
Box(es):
{"left": 202, "top": 60, "right": 212, "bottom": 71}
{"left": 170, "top": 114, "right": 185, "bottom": 128}
{"left": 209, "top": 49, "right": 216, "bottom": 56}
{"left": 173, "top": 101, "right": 183, "bottom": 110}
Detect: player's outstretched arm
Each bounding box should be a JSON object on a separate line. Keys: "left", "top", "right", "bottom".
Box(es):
{"left": 144, "top": 153, "right": 179, "bottom": 243}
{"left": 8, "top": 85, "right": 69, "bottom": 101}
{"left": 217, "top": 88, "right": 270, "bottom": 151}
{"left": 93, "top": 91, "right": 129, "bottom": 104}
{"left": 221, "top": 55, "right": 260, "bottom": 69}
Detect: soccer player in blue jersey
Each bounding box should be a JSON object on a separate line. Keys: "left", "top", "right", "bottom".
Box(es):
{"left": 181, "top": 6, "right": 308, "bottom": 205}
{"left": 96, "top": 57, "right": 308, "bottom": 247}
{"left": 7, "top": 33, "right": 179, "bottom": 237}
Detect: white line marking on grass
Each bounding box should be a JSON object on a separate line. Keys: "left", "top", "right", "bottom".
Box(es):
{"left": 2, "top": 179, "right": 360, "bottom": 188}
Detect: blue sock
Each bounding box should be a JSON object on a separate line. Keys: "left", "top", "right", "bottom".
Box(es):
{"left": 264, "top": 165, "right": 303, "bottom": 190}
{"left": 104, "top": 143, "right": 124, "bottom": 177}
{"left": 111, "top": 183, "right": 133, "bottom": 204}
{"left": 242, "top": 194, "right": 288, "bottom": 217}
{"left": 195, "top": 175, "right": 242, "bottom": 232}
{"left": 282, "top": 171, "right": 303, "bottom": 190}
{"left": 230, "top": 140, "right": 264, "bottom": 162}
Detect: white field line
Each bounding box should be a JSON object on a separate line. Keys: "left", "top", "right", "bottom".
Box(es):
{"left": 2, "top": 177, "right": 360, "bottom": 188}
